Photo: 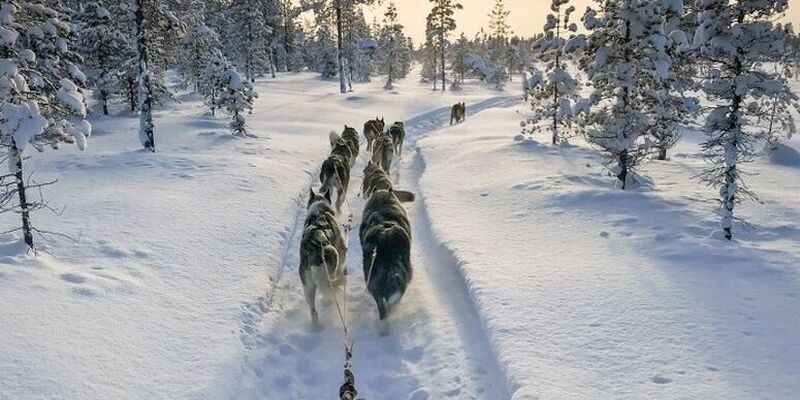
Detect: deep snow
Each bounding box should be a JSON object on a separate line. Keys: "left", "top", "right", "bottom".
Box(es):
{"left": 418, "top": 104, "right": 800, "bottom": 399}
{"left": 1, "top": 70, "right": 799, "bottom": 400}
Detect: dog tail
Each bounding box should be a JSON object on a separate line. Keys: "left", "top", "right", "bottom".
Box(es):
{"left": 329, "top": 130, "right": 341, "bottom": 149}
{"left": 392, "top": 190, "right": 415, "bottom": 203}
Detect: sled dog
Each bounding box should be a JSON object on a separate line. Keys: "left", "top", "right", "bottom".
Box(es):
{"left": 329, "top": 126, "right": 360, "bottom": 166}
{"left": 299, "top": 189, "right": 347, "bottom": 327}
{"left": 359, "top": 189, "right": 415, "bottom": 320}
{"left": 388, "top": 122, "right": 406, "bottom": 156}
{"left": 362, "top": 161, "right": 393, "bottom": 198}
{"left": 371, "top": 134, "right": 394, "bottom": 173}
{"left": 363, "top": 117, "right": 385, "bottom": 152}
{"left": 319, "top": 154, "right": 350, "bottom": 212}
{"left": 450, "top": 102, "right": 466, "bottom": 125}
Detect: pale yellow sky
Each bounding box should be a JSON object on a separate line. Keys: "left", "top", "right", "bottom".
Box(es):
{"left": 366, "top": 0, "right": 800, "bottom": 44}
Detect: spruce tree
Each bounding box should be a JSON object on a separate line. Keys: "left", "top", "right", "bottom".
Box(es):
{"left": 527, "top": 0, "right": 580, "bottom": 145}
{"left": 577, "top": 0, "right": 671, "bottom": 189}
{"left": 0, "top": 1, "right": 91, "bottom": 249}
{"left": 426, "top": 0, "right": 462, "bottom": 91}
{"left": 694, "top": 0, "right": 798, "bottom": 240}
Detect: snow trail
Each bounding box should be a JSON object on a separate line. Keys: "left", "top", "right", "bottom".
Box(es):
{"left": 236, "top": 97, "right": 515, "bottom": 399}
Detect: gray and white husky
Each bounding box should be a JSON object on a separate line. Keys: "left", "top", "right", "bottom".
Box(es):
{"left": 371, "top": 134, "right": 394, "bottom": 173}
{"left": 300, "top": 189, "right": 347, "bottom": 327}
{"left": 388, "top": 122, "right": 405, "bottom": 156}
{"left": 319, "top": 153, "right": 350, "bottom": 212}
{"left": 329, "top": 126, "right": 359, "bottom": 167}
{"left": 361, "top": 161, "right": 392, "bottom": 199}
{"left": 359, "top": 188, "right": 415, "bottom": 321}
{"left": 363, "top": 117, "right": 385, "bottom": 152}
{"left": 450, "top": 102, "right": 466, "bottom": 125}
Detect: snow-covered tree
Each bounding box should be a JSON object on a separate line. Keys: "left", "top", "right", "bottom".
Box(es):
{"left": 644, "top": 0, "right": 698, "bottom": 161}
{"left": 75, "top": 1, "right": 132, "bottom": 115}
{"left": 131, "top": 0, "right": 184, "bottom": 152}
{"left": 577, "top": 0, "right": 671, "bottom": 189}
{"left": 226, "top": 0, "right": 271, "bottom": 82}
{"left": 198, "top": 49, "right": 227, "bottom": 116}
{"left": 449, "top": 33, "right": 470, "bottom": 89}
{"left": 0, "top": 1, "right": 91, "bottom": 249}
{"left": 488, "top": 0, "right": 511, "bottom": 38}
{"left": 526, "top": 0, "right": 581, "bottom": 145}
{"left": 693, "top": 0, "right": 798, "bottom": 240}
{"left": 421, "top": 24, "right": 439, "bottom": 89}
{"left": 342, "top": 6, "right": 375, "bottom": 86}
{"left": 211, "top": 61, "right": 258, "bottom": 137}
{"left": 178, "top": 24, "right": 221, "bottom": 91}
{"left": 426, "top": 0, "right": 462, "bottom": 91}
{"left": 376, "top": 2, "right": 410, "bottom": 89}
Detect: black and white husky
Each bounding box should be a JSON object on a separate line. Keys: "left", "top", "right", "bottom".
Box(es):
{"left": 320, "top": 153, "right": 350, "bottom": 212}
{"left": 363, "top": 117, "right": 385, "bottom": 152}
{"left": 371, "top": 134, "right": 394, "bottom": 173}
{"left": 359, "top": 189, "right": 415, "bottom": 320}
{"left": 300, "top": 189, "right": 348, "bottom": 327}
{"left": 388, "top": 122, "right": 405, "bottom": 156}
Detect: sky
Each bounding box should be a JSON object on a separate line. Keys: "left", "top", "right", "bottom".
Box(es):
{"left": 365, "top": 0, "right": 800, "bottom": 45}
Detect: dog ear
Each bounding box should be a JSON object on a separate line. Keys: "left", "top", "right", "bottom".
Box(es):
{"left": 308, "top": 188, "right": 315, "bottom": 203}
{"left": 324, "top": 190, "right": 332, "bottom": 203}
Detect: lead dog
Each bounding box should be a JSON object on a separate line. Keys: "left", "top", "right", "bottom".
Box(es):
{"left": 300, "top": 189, "right": 347, "bottom": 327}
{"left": 319, "top": 153, "right": 350, "bottom": 212}
{"left": 450, "top": 102, "right": 466, "bottom": 125}
{"left": 363, "top": 117, "right": 385, "bottom": 152}
{"left": 359, "top": 188, "right": 415, "bottom": 321}
{"left": 388, "top": 122, "right": 405, "bottom": 156}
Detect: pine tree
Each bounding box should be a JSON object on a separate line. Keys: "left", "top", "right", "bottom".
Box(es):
{"left": 131, "top": 0, "right": 184, "bottom": 152}
{"left": 694, "top": 0, "right": 798, "bottom": 240}
{"left": 377, "top": 2, "right": 410, "bottom": 89}
{"left": 526, "top": 0, "right": 580, "bottom": 145}
{"left": 449, "top": 33, "right": 470, "bottom": 89}
{"left": 644, "top": 0, "right": 697, "bottom": 161}
{"left": 178, "top": 24, "right": 222, "bottom": 91}
{"left": 577, "top": 0, "right": 671, "bottom": 189}
{"left": 75, "top": 1, "right": 133, "bottom": 115}
{"left": 215, "top": 64, "right": 258, "bottom": 137}
{"left": 488, "top": 0, "right": 511, "bottom": 38}
{"left": 226, "top": 0, "right": 271, "bottom": 82}
{"left": 422, "top": 19, "right": 439, "bottom": 89}
{"left": 426, "top": 0, "right": 462, "bottom": 91}
{"left": 0, "top": 1, "right": 91, "bottom": 250}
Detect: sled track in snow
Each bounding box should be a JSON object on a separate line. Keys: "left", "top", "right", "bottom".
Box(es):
{"left": 235, "top": 96, "right": 517, "bottom": 399}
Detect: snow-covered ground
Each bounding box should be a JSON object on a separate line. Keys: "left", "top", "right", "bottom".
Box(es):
{"left": 1, "top": 70, "right": 799, "bottom": 400}
{"left": 0, "top": 73, "right": 504, "bottom": 399}
{"left": 418, "top": 104, "right": 800, "bottom": 399}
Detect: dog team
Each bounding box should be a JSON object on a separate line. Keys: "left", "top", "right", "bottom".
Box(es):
{"left": 299, "top": 116, "right": 415, "bottom": 327}
{"left": 298, "top": 103, "right": 466, "bottom": 328}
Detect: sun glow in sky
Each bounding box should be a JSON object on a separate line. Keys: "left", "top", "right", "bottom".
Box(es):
{"left": 367, "top": 0, "right": 800, "bottom": 45}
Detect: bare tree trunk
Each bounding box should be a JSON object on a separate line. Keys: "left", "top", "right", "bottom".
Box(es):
{"left": 10, "top": 144, "right": 33, "bottom": 249}
{"left": 135, "top": 0, "right": 155, "bottom": 153}
{"left": 335, "top": 0, "right": 347, "bottom": 94}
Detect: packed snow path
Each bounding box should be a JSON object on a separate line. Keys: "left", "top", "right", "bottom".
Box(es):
{"left": 235, "top": 97, "right": 517, "bottom": 399}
